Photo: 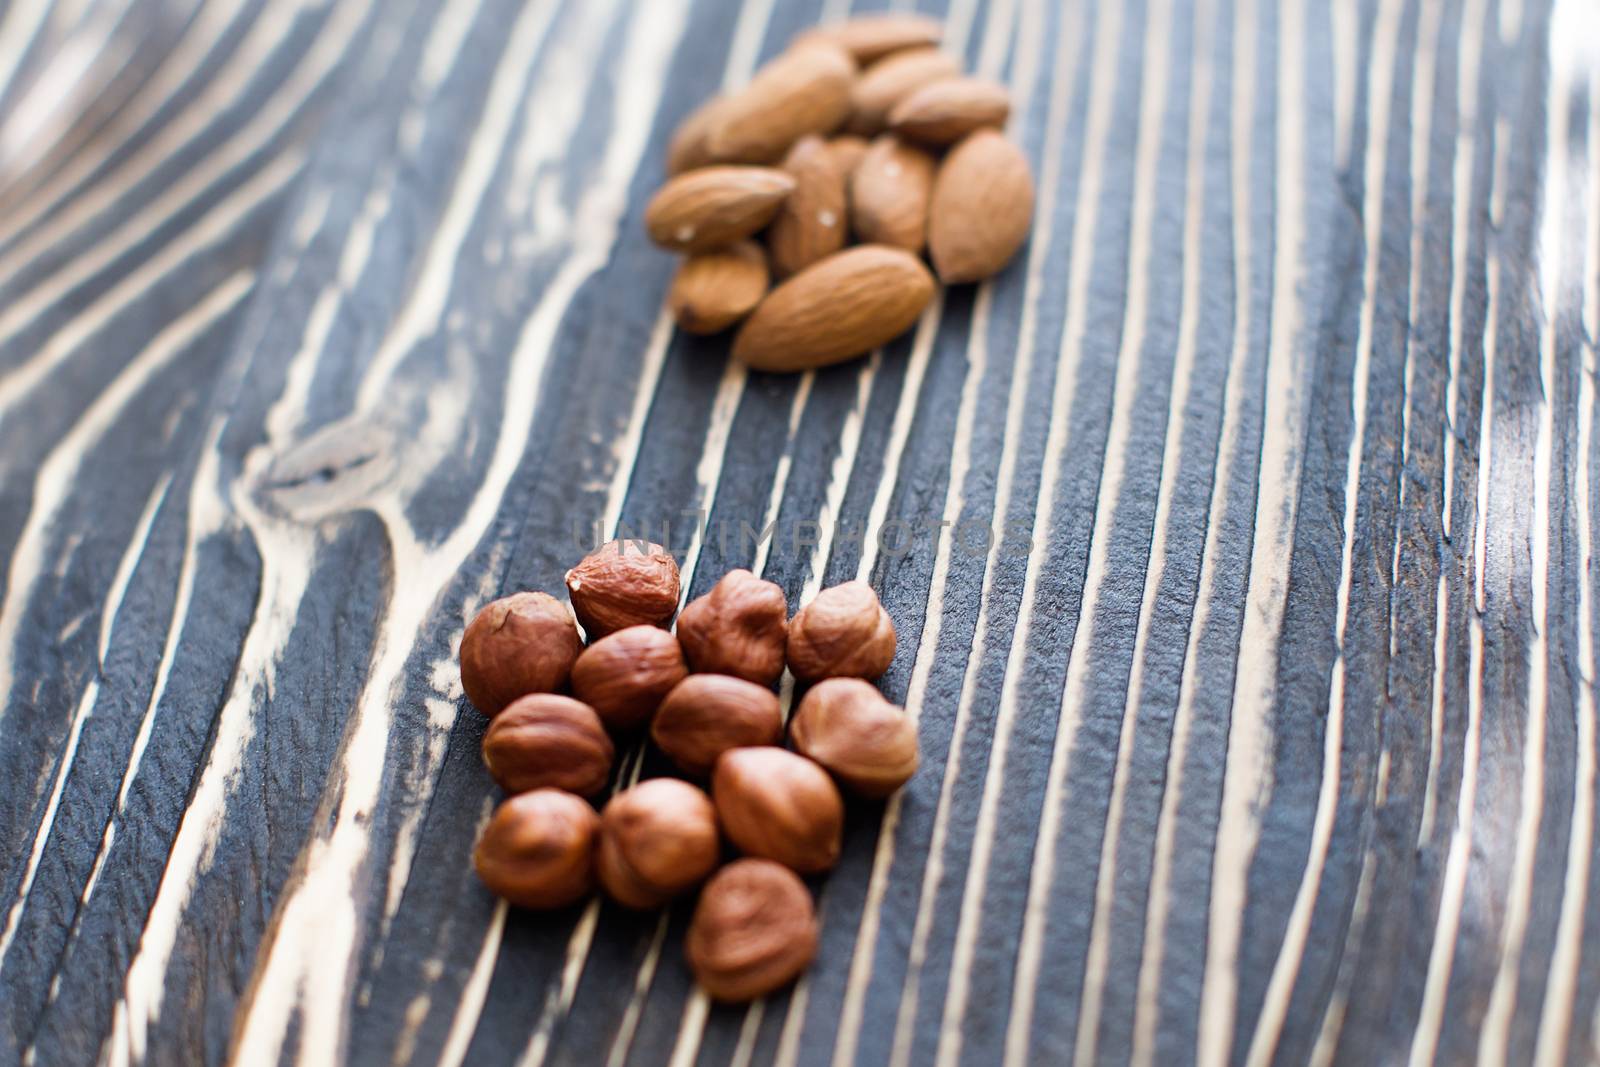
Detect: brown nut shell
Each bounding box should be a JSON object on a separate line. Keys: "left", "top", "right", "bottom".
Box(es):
{"left": 826, "top": 134, "right": 871, "bottom": 180}
{"left": 666, "top": 95, "right": 730, "bottom": 175}
{"left": 460, "top": 592, "right": 583, "bottom": 717}
{"left": 703, "top": 44, "right": 856, "bottom": 165}
{"left": 712, "top": 746, "right": 843, "bottom": 874}
{"left": 645, "top": 167, "right": 795, "bottom": 253}
{"left": 473, "top": 789, "right": 599, "bottom": 909}
{"left": 928, "top": 129, "right": 1035, "bottom": 283}
{"left": 482, "top": 694, "right": 615, "bottom": 797}
{"left": 686, "top": 858, "right": 818, "bottom": 1002}
{"left": 731, "top": 245, "right": 935, "bottom": 373}
{"left": 793, "top": 13, "right": 942, "bottom": 64}
{"left": 652, "top": 674, "right": 784, "bottom": 776}
{"left": 790, "top": 678, "right": 918, "bottom": 797}
{"left": 849, "top": 135, "right": 937, "bottom": 253}
{"left": 669, "top": 241, "right": 769, "bottom": 334}
{"left": 675, "top": 570, "right": 789, "bottom": 684}
{"left": 596, "top": 778, "right": 721, "bottom": 909}
{"left": 766, "top": 136, "right": 848, "bottom": 279}
{"left": 570, "top": 625, "right": 689, "bottom": 732}
{"left": 888, "top": 76, "right": 1012, "bottom": 145}
{"left": 845, "top": 47, "right": 961, "bottom": 135}
{"left": 565, "top": 539, "right": 681, "bottom": 639}
{"left": 785, "top": 580, "right": 896, "bottom": 682}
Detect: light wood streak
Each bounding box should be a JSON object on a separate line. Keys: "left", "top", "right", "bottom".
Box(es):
{"left": 921, "top": 0, "right": 1124, "bottom": 1058}
{"left": 1129, "top": 0, "right": 1257, "bottom": 1058}
{"left": 0, "top": 149, "right": 300, "bottom": 420}
{"left": 1532, "top": 33, "right": 1600, "bottom": 1065}
{"left": 1005, "top": 0, "right": 1178, "bottom": 1055}
{"left": 1195, "top": 0, "right": 1314, "bottom": 1055}
{"left": 232, "top": 4, "right": 681, "bottom": 1062}
{"left": 0, "top": 0, "right": 253, "bottom": 239}
{"left": 1477, "top": 3, "right": 1567, "bottom": 1053}
{"left": 1243, "top": 0, "right": 1403, "bottom": 1061}
{"left": 0, "top": 0, "right": 367, "bottom": 339}
{"left": 1409, "top": 104, "right": 1507, "bottom": 1067}
{"left": 1069, "top": 0, "right": 1217, "bottom": 1059}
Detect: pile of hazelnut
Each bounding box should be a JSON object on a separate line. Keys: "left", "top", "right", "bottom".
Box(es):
{"left": 460, "top": 539, "right": 916, "bottom": 1002}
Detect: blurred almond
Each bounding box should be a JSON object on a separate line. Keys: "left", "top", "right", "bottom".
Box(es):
{"left": 889, "top": 76, "right": 1011, "bottom": 145}
{"left": 645, "top": 166, "right": 795, "bottom": 252}
{"left": 666, "top": 95, "right": 731, "bottom": 175}
{"left": 670, "top": 241, "right": 769, "bottom": 334}
{"left": 826, "top": 134, "right": 871, "bottom": 179}
{"left": 928, "top": 129, "right": 1035, "bottom": 283}
{"left": 849, "top": 135, "right": 936, "bottom": 253}
{"left": 732, "top": 245, "right": 935, "bottom": 373}
{"left": 845, "top": 48, "right": 961, "bottom": 135}
{"left": 766, "top": 135, "right": 848, "bottom": 279}
{"left": 704, "top": 44, "right": 855, "bottom": 164}
{"left": 793, "top": 13, "right": 942, "bottom": 64}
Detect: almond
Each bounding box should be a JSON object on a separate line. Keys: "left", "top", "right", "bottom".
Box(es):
{"left": 666, "top": 95, "right": 730, "bottom": 175}
{"left": 928, "top": 130, "right": 1034, "bottom": 283}
{"left": 845, "top": 48, "right": 961, "bottom": 136}
{"left": 645, "top": 166, "right": 795, "bottom": 252}
{"left": 826, "top": 134, "right": 871, "bottom": 179}
{"left": 670, "top": 241, "right": 769, "bottom": 334}
{"left": 793, "top": 14, "right": 942, "bottom": 64}
{"left": 732, "top": 245, "right": 934, "bottom": 372}
{"left": 767, "top": 136, "right": 848, "bottom": 279}
{"left": 704, "top": 44, "right": 855, "bottom": 165}
{"left": 889, "top": 77, "right": 1012, "bottom": 145}
{"left": 849, "top": 135, "right": 936, "bottom": 253}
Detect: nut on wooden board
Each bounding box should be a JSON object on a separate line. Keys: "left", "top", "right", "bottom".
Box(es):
{"left": 597, "top": 779, "right": 721, "bottom": 909}
{"left": 565, "top": 538, "right": 681, "bottom": 638}
{"left": 652, "top": 673, "right": 785, "bottom": 776}
{"left": 473, "top": 790, "right": 600, "bottom": 910}
{"left": 685, "top": 859, "right": 819, "bottom": 1002}
{"left": 460, "top": 591, "right": 583, "bottom": 717}
{"left": 674, "top": 568, "right": 789, "bottom": 684}
{"left": 481, "top": 693, "right": 615, "bottom": 797}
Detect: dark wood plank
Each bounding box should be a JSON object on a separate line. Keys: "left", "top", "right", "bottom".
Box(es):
{"left": 0, "top": 0, "right": 1595, "bottom": 1064}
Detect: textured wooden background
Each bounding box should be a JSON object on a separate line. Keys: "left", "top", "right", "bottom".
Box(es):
{"left": 0, "top": 0, "right": 1596, "bottom": 1063}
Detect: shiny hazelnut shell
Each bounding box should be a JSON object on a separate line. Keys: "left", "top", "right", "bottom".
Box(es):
{"left": 675, "top": 570, "right": 789, "bottom": 684}
{"left": 460, "top": 592, "right": 584, "bottom": 716}
{"left": 481, "top": 693, "right": 615, "bottom": 797}
{"left": 651, "top": 675, "right": 784, "bottom": 776}
{"left": 785, "top": 580, "right": 896, "bottom": 682}
{"left": 712, "top": 746, "right": 843, "bottom": 874}
{"left": 570, "top": 625, "right": 689, "bottom": 732}
{"left": 565, "top": 539, "right": 681, "bottom": 639}
{"left": 790, "top": 678, "right": 918, "bottom": 797}
{"left": 473, "top": 789, "right": 599, "bottom": 909}
{"left": 685, "top": 858, "right": 818, "bottom": 1002}
{"left": 596, "top": 778, "right": 721, "bottom": 908}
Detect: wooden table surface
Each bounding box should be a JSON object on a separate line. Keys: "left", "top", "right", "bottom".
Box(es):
{"left": 1, "top": 0, "right": 1597, "bottom": 1063}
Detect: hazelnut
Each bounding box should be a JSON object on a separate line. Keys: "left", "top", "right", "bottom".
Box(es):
{"left": 481, "top": 694, "right": 615, "bottom": 797}
{"left": 790, "top": 678, "right": 918, "bottom": 797}
{"left": 685, "top": 858, "right": 818, "bottom": 1002}
{"left": 460, "top": 592, "right": 583, "bottom": 716}
{"left": 473, "top": 789, "right": 599, "bottom": 909}
{"left": 565, "top": 539, "right": 681, "bottom": 639}
{"left": 675, "top": 570, "right": 789, "bottom": 684}
{"left": 785, "top": 580, "right": 896, "bottom": 682}
{"left": 570, "top": 625, "right": 689, "bottom": 732}
{"left": 712, "top": 747, "right": 843, "bottom": 874}
{"left": 596, "top": 778, "right": 721, "bottom": 908}
{"left": 651, "top": 675, "right": 784, "bottom": 776}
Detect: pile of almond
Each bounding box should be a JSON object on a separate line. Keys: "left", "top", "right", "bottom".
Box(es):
{"left": 647, "top": 13, "right": 1036, "bottom": 373}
